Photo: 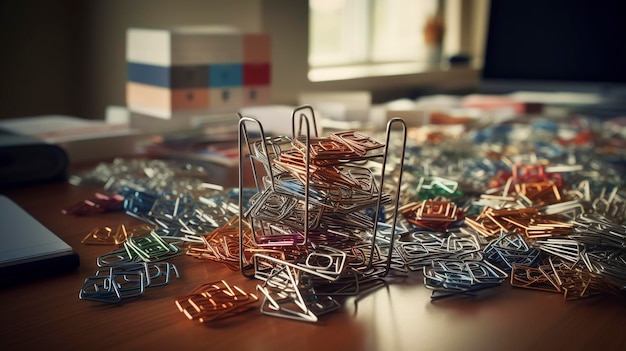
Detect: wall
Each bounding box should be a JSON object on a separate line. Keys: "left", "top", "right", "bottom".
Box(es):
{"left": 0, "top": 0, "right": 262, "bottom": 120}
{"left": 0, "top": 1, "right": 84, "bottom": 119}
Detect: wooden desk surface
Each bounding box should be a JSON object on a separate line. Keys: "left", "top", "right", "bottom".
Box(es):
{"left": 2, "top": 168, "right": 626, "bottom": 351}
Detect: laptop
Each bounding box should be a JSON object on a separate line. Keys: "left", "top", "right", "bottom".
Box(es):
{"left": 0, "top": 195, "right": 79, "bottom": 286}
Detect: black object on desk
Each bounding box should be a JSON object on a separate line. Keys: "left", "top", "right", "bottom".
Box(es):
{"left": 0, "top": 129, "right": 69, "bottom": 189}
{"left": 0, "top": 195, "right": 80, "bottom": 287}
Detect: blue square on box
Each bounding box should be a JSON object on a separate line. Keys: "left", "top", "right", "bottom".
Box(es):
{"left": 209, "top": 63, "right": 242, "bottom": 88}
{"left": 128, "top": 62, "right": 170, "bottom": 87}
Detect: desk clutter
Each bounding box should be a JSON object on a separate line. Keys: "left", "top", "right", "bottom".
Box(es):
{"left": 65, "top": 105, "right": 626, "bottom": 323}
{"left": 0, "top": 129, "right": 69, "bottom": 189}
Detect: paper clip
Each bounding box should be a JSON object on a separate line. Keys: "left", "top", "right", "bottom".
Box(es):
{"left": 79, "top": 262, "right": 179, "bottom": 303}
{"left": 254, "top": 255, "right": 342, "bottom": 323}
{"left": 483, "top": 231, "right": 541, "bottom": 269}
{"left": 400, "top": 199, "right": 465, "bottom": 231}
{"left": 62, "top": 192, "right": 124, "bottom": 216}
{"left": 330, "top": 130, "right": 385, "bottom": 157}
{"left": 123, "top": 231, "right": 182, "bottom": 262}
{"left": 510, "top": 264, "right": 561, "bottom": 293}
{"left": 423, "top": 259, "right": 508, "bottom": 299}
{"left": 175, "top": 280, "right": 258, "bottom": 324}
{"left": 81, "top": 224, "right": 153, "bottom": 245}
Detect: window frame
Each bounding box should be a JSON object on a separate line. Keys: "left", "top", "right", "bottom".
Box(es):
{"left": 260, "top": 0, "right": 488, "bottom": 105}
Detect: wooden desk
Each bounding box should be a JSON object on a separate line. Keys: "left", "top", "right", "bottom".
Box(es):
{"left": 2, "top": 166, "right": 626, "bottom": 351}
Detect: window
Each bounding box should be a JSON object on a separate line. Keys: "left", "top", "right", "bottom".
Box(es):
{"left": 261, "top": 0, "right": 486, "bottom": 104}
{"left": 309, "top": 0, "right": 442, "bottom": 81}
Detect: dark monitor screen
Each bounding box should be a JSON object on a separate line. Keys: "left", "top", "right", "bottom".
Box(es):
{"left": 481, "top": 0, "right": 626, "bottom": 93}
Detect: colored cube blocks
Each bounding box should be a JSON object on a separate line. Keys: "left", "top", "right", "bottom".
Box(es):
{"left": 126, "top": 26, "right": 271, "bottom": 119}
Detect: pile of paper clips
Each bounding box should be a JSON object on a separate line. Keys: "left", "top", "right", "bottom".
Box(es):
{"left": 78, "top": 224, "right": 183, "bottom": 303}
{"left": 395, "top": 115, "right": 626, "bottom": 301}
{"left": 69, "top": 106, "right": 626, "bottom": 320}
{"left": 72, "top": 162, "right": 245, "bottom": 304}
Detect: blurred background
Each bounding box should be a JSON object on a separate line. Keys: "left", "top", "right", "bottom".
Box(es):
{"left": 1, "top": 0, "right": 624, "bottom": 122}
{"left": 0, "top": 0, "right": 486, "bottom": 120}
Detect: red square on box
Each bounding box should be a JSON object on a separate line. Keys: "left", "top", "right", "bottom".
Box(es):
{"left": 243, "top": 63, "right": 271, "bottom": 85}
